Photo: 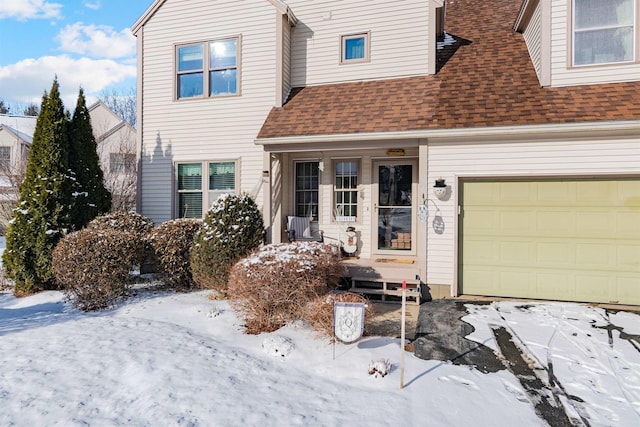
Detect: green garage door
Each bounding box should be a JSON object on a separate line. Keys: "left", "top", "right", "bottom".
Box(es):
{"left": 460, "top": 179, "right": 640, "bottom": 305}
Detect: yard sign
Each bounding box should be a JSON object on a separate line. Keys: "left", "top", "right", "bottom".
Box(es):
{"left": 334, "top": 302, "right": 365, "bottom": 343}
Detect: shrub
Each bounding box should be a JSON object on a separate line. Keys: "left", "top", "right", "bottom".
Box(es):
{"left": 149, "top": 219, "right": 202, "bottom": 290}
{"left": 228, "top": 242, "right": 344, "bottom": 334}
{"left": 305, "top": 291, "right": 374, "bottom": 340}
{"left": 190, "top": 193, "right": 264, "bottom": 290}
{"left": 52, "top": 228, "right": 141, "bottom": 311}
{"left": 88, "top": 211, "right": 154, "bottom": 266}
{"left": 2, "top": 79, "right": 73, "bottom": 294}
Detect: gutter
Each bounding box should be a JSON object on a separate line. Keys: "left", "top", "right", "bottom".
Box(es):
{"left": 255, "top": 120, "right": 640, "bottom": 146}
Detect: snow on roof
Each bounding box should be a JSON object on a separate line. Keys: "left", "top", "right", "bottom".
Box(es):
{"left": 0, "top": 114, "right": 37, "bottom": 144}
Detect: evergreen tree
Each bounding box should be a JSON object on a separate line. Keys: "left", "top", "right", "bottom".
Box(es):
{"left": 2, "top": 79, "right": 73, "bottom": 293}
{"left": 68, "top": 88, "right": 111, "bottom": 229}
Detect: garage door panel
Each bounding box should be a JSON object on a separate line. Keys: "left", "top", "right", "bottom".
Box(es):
{"left": 576, "top": 211, "right": 617, "bottom": 237}
{"left": 574, "top": 275, "right": 615, "bottom": 301}
{"left": 500, "top": 241, "right": 532, "bottom": 263}
{"left": 536, "top": 241, "right": 573, "bottom": 265}
{"left": 461, "top": 179, "right": 640, "bottom": 305}
{"left": 537, "top": 181, "right": 575, "bottom": 203}
{"left": 575, "top": 243, "right": 614, "bottom": 267}
{"left": 618, "top": 212, "right": 640, "bottom": 238}
{"left": 617, "top": 244, "right": 640, "bottom": 270}
{"left": 500, "top": 182, "right": 534, "bottom": 203}
{"left": 534, "top": 272, "right": 573, "bottom": 299}
{"left": 536, "top": 210, "right": 576, "bottom": 235}
{"left": 498, "top": 271, "right": 532, "bottom": 295}
{"left": 617, "top": 278, "right": 640, "bottom": 305}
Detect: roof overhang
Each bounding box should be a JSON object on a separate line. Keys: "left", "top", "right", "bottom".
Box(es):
{"left": 513, "top": 0, "right": 539, "bottom": 32}
{"left": 256, "top": 120, "right": 640, "bottom": 151}
{"left": 131, "top": 0, "right": 165, "bottom": 35}
{"left": 267, "top": 0, "right": 298, "bottom": 26}
{"left": 132, "top": 0, "right": 297, "bottom": 34}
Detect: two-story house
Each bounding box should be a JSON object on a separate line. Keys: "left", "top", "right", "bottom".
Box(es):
{"left": 132, "top": 0, "right": 640, "bottom": 305}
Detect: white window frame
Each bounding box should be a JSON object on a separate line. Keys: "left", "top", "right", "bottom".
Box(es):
{"left": 294, "top": 160, "right": 320, "bottom": 221}
{"left": 176, "top": 160, "right": 239, "bottom": 218}
{"left": 340, "top": 32, "right": 370, "bottom": 64}
{"left": 175, "top": 36, "right": 241, "bottom": 100}
{"left": 571, "top": 0, "right": 636, "bottom": 67}
{"left": 333, "top": 159, "right": 359, "bottom": 223}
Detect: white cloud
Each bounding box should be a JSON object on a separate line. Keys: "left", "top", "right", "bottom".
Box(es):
{"left": 84, "top": 1, "right": 101, "bottom": 11}
{"left": 0, "top": 55, "right": 136, "bottom": 107}
{"left": 0, "top": 0, "right": 62, "bottom": 20}
{"left": 57, "top": 22, "right": 136, "bottom": 59}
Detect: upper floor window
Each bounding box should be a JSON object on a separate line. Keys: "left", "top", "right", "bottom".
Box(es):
{"left": 573, "top": 0, "right": 635, "bottom": 66}
{"left": 176, "top": 37, "right": 239, "bottom": 99}
{"left": 340, "top": 33, "right": 370, "bottom": 64}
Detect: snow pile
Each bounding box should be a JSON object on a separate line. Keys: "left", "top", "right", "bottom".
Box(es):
{"left": 261, "top": 335, "right": 295, "bottom": 358}
{"left": 368, "top": 358, "right": 392, "bottom": 378}
{"left": 0, "top": 289, "right": 638, "bottom": 426}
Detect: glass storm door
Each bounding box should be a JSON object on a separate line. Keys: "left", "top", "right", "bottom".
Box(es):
{"left": 374, "top": 161, "right": 415, "bottom": 252}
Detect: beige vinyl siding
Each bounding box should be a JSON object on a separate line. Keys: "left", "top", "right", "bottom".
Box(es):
{"left": 282, "top": 17, "right": 292, "bottom": 103}
{"left": 549, "top": 0, "right": 640, "bottom": 87}
{"left": 287, "top": 0, "right": 431, "bottom": 86}
{"left": 523, "top": 0, "right": 543, "bottom": 81}
{"left": 138, "top": 0, "right": 279, "bottom": 223}
{"left": 426, "top": 136, "right": 640, "bottom": 289}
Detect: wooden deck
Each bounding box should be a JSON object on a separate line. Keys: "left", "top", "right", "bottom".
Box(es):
{"left": 341, "top": 257, "right": 423, "bottom": 305}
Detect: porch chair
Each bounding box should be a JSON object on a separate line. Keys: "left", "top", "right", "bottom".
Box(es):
{"left": 286, "top": 216, "right": 324, "bottom": 242}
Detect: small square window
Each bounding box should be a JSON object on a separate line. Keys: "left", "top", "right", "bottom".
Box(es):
{"left": 341, "top": 33, "right": 369, "bottom": 64}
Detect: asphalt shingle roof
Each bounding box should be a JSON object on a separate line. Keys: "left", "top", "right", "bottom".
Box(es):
{"left": 258, "top": 0, "right": 640, "bottom": 139}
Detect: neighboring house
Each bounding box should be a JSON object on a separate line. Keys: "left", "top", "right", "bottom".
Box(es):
{"left": 0, "top": 102, "right": 137, "bottom": 225}
{"left": 132, "top": 0, "right": 640, "bottom": 305}
{"left": 0, "top": 115, "right": 35, "bottom": 232}
{"left": 89, "top": 101, "right": 138, "bottom": 211}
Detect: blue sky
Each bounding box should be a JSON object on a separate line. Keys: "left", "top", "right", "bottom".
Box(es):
{"left": 0, "top": 0, "right": 152, "bottom": 111}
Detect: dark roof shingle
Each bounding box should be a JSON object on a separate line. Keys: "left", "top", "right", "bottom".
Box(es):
{"left": 258, "top": 0, "right": 640, "bottom": 139}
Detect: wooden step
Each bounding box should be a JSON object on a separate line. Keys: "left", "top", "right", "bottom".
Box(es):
{"left": 349, "top": 277, "right": 422, "bottom": 305}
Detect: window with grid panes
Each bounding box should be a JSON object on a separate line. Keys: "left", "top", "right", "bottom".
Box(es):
{"left": 177, "top": 163, "right": 203, "bottom": 218}
{"left": 294, "top": 161, "right": 319, "bottom": 220}
{"left": 334, "top": 160, "right": 358, "bottom": 221}
{"left": 208, "top": 161, "right": 235, "bottom": 201}
{"left": 176, "top": 37, "right": 239, "bottom": 99}
{"left": 0, "top": 146, "right": 10, "bottom": 170}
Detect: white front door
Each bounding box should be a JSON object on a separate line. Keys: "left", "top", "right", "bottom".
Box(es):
{"left": 373, "top": 160, "right": 416, "bottom": 254}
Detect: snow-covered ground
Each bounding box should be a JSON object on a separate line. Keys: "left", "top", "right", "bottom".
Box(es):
{"left": 1, "top": 287, "right": 639, "bottom": 426}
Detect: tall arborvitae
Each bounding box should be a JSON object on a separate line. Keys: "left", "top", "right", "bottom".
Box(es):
{"left": 68, "top": 88, "right": 111, "bottom": 229}
{"left": 2, "top": 78, "right": 73, "bottom": 294}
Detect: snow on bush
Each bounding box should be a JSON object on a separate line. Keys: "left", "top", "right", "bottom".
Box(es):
{"left": 190, "top": 193, "right": 264, "bottom": 291}
{"left": 88, "top": 210, "right": 154, "bottom": 269}
{"left": 368, "top": 358, "right": 391, "bottom": 378}
{"left": 261, "top": 335, "right": 295, "bottom": 358}
{"left": 227, "top": 242, "right": 344, "bottom": 334}
{"left": 52, "top": 228, "right": 141, "bottom": 311}
{"left": 149, "top": 218, "right": 202, "bottom": 290}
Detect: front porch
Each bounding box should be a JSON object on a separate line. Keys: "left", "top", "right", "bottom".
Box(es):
{"left": 341, "top": 257, "right": 423, "bottom": 305}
